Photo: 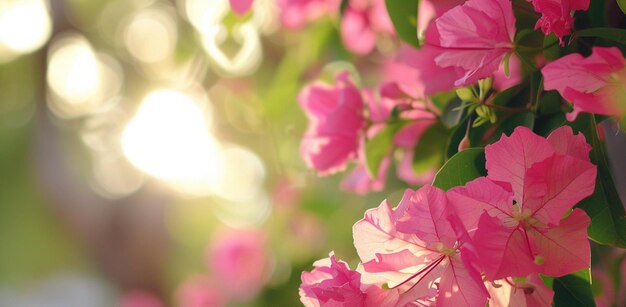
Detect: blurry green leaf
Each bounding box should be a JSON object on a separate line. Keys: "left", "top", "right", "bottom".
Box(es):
{"left": 441, "top": 98, "right": 466, "bottom": 128}
{"left": 552, "top": 269, "right": 595, "bottom": 307}
{"left": 491, "top": 85, "right": 524, "bottom": 107}
{"left": 431, "top": 90, "right": 457, "bottom": 111}
{"left": 365, "top": 122, "right": 405, "bottom": 177}
{"left": 569, "top": 114, "right": 626, "bottom": 248}
{"left": 543, "top": 34, "right": 561, "bottom": 60}
{"left": 413, "top": 123, "right": 447, "bottom": 175}
{"left": 571, "top": 28, "right": 626, "bottom": 46}
{"left": 618, "top": 0, "right": 626, "bottom": 15}
{"left": 446, "top": 118, "right": 469, "bottom": 159}
{"left": 432, "top": 148, "right": 486, "bottom": 191}
{"left": 385, "top": 0, "right": 420, "bottom": 48}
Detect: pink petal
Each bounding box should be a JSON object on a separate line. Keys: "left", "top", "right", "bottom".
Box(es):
{"left": 341, "top": 7, "right": 378, "bottom": 55}
{"left": 531, "top": 209, "right": 591, "bottom": 277}
{"left": 448, "top": 177, "right": 515, "bottom": 233}
{"left": 229, "top": 0, "right": 254, "bottom": 15}
{"left": 427, "top": 0, "right": 515, "bottom": 86}
{"left": 546, "top": 126, "right": 592, "bottom": 160}
{"left": 485, "top": 126, "right": 555, "bottom": 204}
{"left": 396, "top": 186, "right": 457, "bottom": 247}
{"left": 523, "top": 154, "right": 596, "bottom": 226}
{"left": 437, "top": 255, "right": 489, "bottom": 307}
{"left": 353, "top": 195, "right": 429, "bottom": 270}
{"left": 474, "top": 214, "right": 537, "bottom": 280}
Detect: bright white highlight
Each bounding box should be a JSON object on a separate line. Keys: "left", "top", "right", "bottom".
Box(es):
{"left": 0, "top": 0, "right": 51, "bottom": 56}
{"left": 121, "top": 89, "right": 221, "bottom": 196}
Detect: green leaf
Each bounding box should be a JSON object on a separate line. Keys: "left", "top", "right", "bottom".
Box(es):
{"left": 543, "top": 34, "right": 561, "bottom": 61}
{"left": 441, "top": 98, "right": 466, "bottom": 128}
{"left": 365, "top": 122, "right": 405, "bottom": 177}
{"left": 432, "top": 148, "right": 486, "bottom": 191}
{"left": 618, "top": 0, "right": 626, "bottom": 15}
{"left": 569, "top": 114, "right": 626, "bottom": 248}
{"left": 552, "top": 269, "right": 595, "bottom": 307}
{"left": 446, "top": 117, "right": 469, "bottom": 159}
{"left": 385, "top": 0, "right": 420, "bottom": 48}
{"left": 413, "top": 123, "right": 447, "bottom": 175}
{"left": 487, "top": 112, "right": 535, "bottom": 143}
{"left": 571, "top": 28, "right": 626, "bottom": 46}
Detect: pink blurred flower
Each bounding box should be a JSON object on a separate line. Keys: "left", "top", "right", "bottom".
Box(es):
{"left": 229, "top": 0, "right": 254, "bottom": 15}
{"left": 175, "top": 276, "right": 225, "bottom": 307}
{"left": 340, "top": 0, "right": 395, "bottom": 55}
{"left": 425, "top": 0, "right": 516, "bottom": 86}
{"left": 208, "top": 230, "right": 268, "bottom": 299}
{"left": 542, "top": 46, "right": 626, "bottom": 121}
{"left": 278, "top": 0, "right": 341, "bottom": 29}
{"left": 448, "top": 126, "right": 596, "bottom": 279}
{"left": 299, "top": 252, "right": 399, "bottom": 306}
{"left": 352, "top": 186, "right": 488, "bottom": 306}
{"left": 486, "top": 274, "right": 554, "bottom": 307}
{"left": 528, "top": 0, "right": 589, "bottom": 45}
{"left": 299, "top": 72, "right": 365, "bottom": 175}
{"left": 119, "top": 290, "right": 164, "bottom": 307}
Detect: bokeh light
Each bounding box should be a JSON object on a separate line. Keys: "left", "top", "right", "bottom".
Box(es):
{"left": 121, "top": 88, "right": 222, "bottom": 196}
{"left": 47, "top": 34, "right": 123, "bottom": 118}
{"left": 123, "top": 7, "right": 177, "bottom": 64}
{"left": 0, "top": 0, "right": 52, "bottom": 61}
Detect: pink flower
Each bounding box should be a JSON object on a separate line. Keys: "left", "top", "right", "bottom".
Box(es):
{"left": 486, "top": 274, "right": 554, "bottom": 307}
{"left": 299, "top": 252, "right": 399, "bottom": 306}
{"left": 352, "top": 186, "right": 488, "bottom": 306}
{"left": 340, "top": 0, "right": 395, "bottom": 55}
{"left": 278, "top": 0, "right": 341, "bottom": 29}
{"left": 175, "top": 276, "right": 225, "bottom": 307}
{"left": 426, "top": 0, "right": 516, "bottom": 86}
{"left": 229, "top": 0, "right": 254, "bottom": 15}
{"left": 208, "top": 230, "right": 268, "bottom": 299}
{"left": 448, "top": 126, "right": 596, "bottom": 279}
{"left": 542, "top": 46, "right": 626, "bottom": 121}
{"left": 528, "top": 0, "right": 590, "bottom": 45}
{"left": 299, "top": 72, "right": 365, "bottom": 175}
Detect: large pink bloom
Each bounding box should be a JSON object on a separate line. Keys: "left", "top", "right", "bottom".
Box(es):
{"left": 299, "top": 72, "right": 365, "bottom": 175}
{"left": 528, "top": 0, "right": 589, "bottom": 45}
{"left": 448, "top": 126, "right": 596, "bottom": 280}
{"left": 426, "top": 0, "right": 516, "bottom": 86}
{"left": 542, "top": 46, "right": 626, "bottom": 121}
{"left": 340, "top": 0, "right": 395, "bottom": 55}
{"left": 278, "top": 0, "right": 341, "bottom": 29}
{"left": 353, "top": 186, "right": 488, "bottom": 306}
{"left": 299, "top": 252, "right": 399, "bottom": 306}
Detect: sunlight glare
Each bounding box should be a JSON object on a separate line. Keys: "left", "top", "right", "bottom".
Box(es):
{"left": 0, "top": 0, "right": 52, "bottom": 55}
{"left": 121, "top": 89, "right": 221, "bottom": 196}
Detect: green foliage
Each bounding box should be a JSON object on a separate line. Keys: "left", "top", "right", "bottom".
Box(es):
{"left": 545, "top": 269, "right": 596, "bottom": 307}
{"left": 617, "top": 0, "right": 626, "bottom": 15}
{"left": 365, "top": 121, "right": 406, "bottom": 177}
{"left": 412, "top": 123, "right": 447, "bottom": 175}
{"left": 385, "top": 0, "right": 420, "bottom": 48}
{"left": 571, "top": 28, "right": 626, "bottom": 46}
{"left": 432, "top": 148, "right": 486, "bottom": 191}
{"left": 569, "top": 115, "right": 626, "bottom": 248}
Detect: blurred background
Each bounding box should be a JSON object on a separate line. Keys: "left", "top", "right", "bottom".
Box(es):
{"left": 0, "top": 0, "right": 407, "bottom": 306}
{"left": 2, "top": 0, "right": 626, "bottom": 306}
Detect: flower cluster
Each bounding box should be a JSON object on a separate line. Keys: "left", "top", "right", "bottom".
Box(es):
{"left": 300, "top": 126, "right": 596, "bottom": 306}
{"left": 281, "top": 0, "right": 626, "bottom": 305}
